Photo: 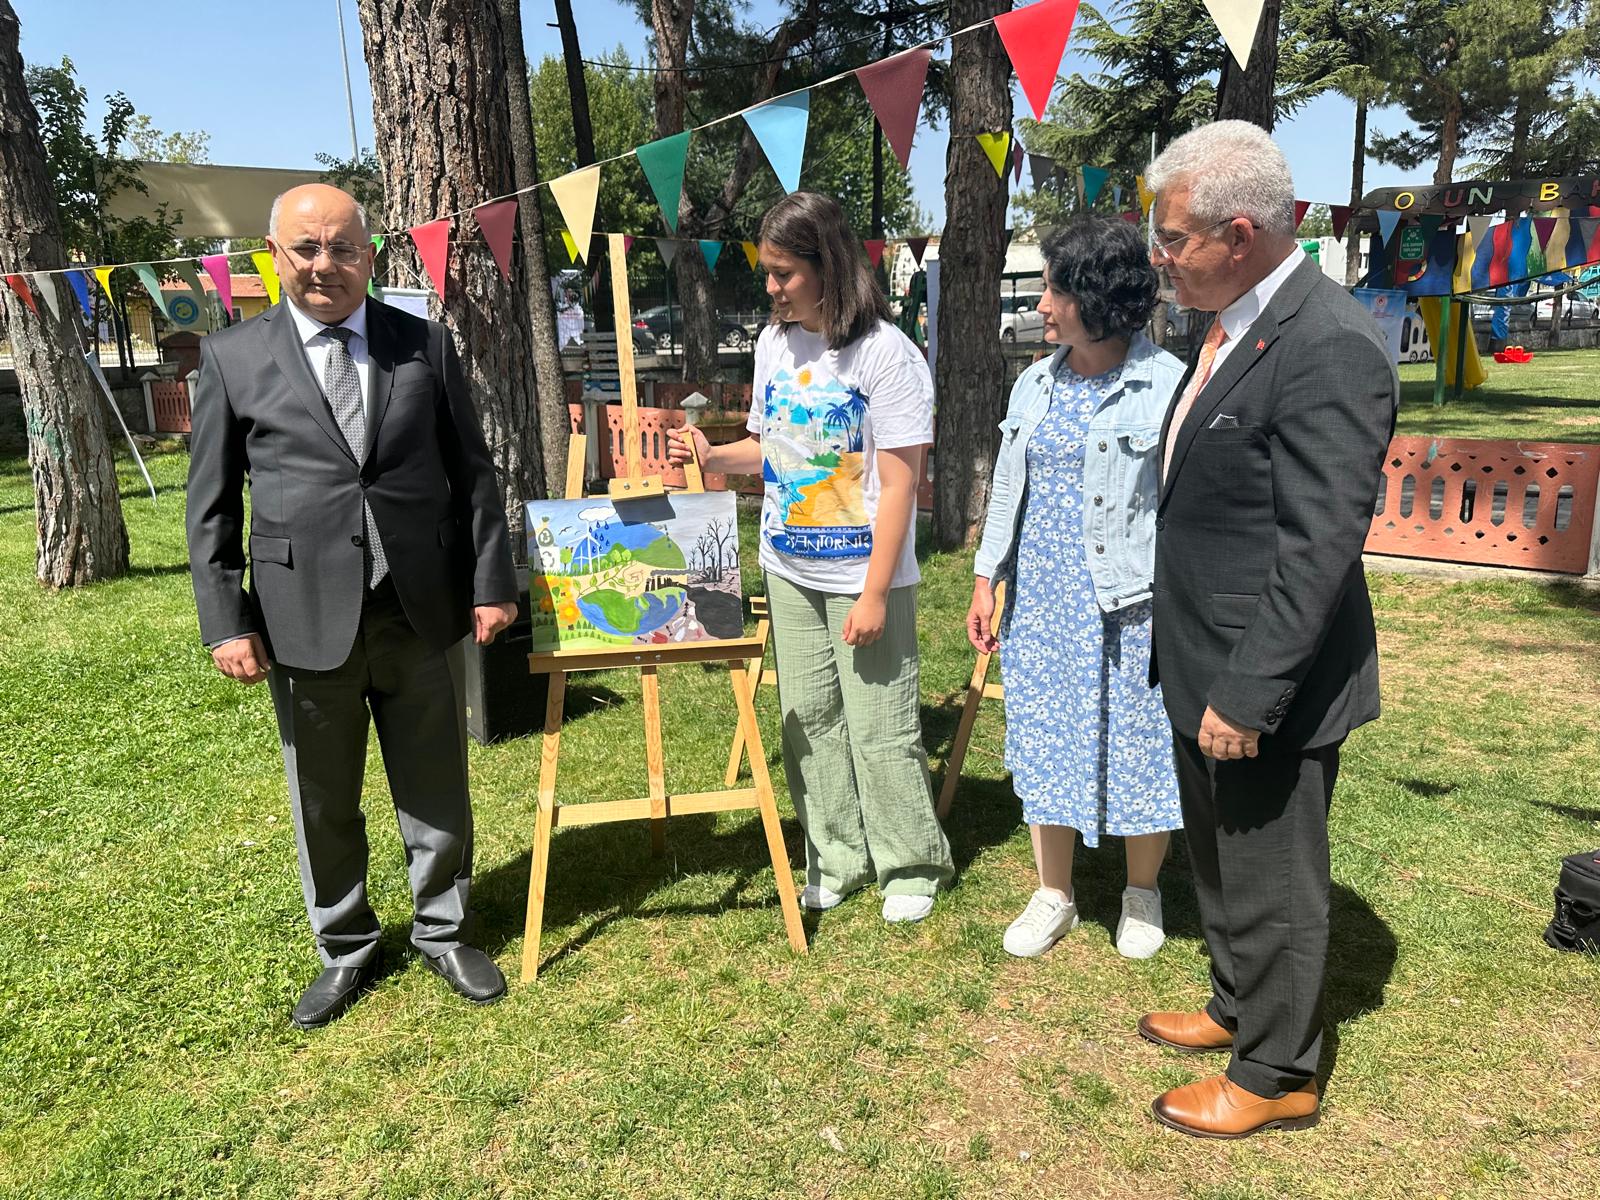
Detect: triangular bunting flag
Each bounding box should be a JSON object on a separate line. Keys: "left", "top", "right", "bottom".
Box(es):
{"left": 1136, "top": 174, "right": 1155, "bottom": 216}
{"left": 700, "top": 240, "right": 723, "bottom": 273}
{"left": 1533, "top": 216, "right": 1557, "bottom": 250}
{"left": 1577, "top": 217, "right": 1600, "bottom": 262}
{"left": 1418, "top": 214, "right": 1444, "bottom": 247}
{"left": 854, "top": 48, "right": 931, "bottom": 172}
{"left": 1293, "top": 200, "right": 1311, "bottom": 231}
{"left": 1082, "top": 165, "right": 1110, "bottom": 206}
{"left": 132, "top": 264, "right": 171, "bottom": 319}
{"left": 29, "top": 273, "right": 60, "bottom": 321}
{"left": 367, "top": 235, "right": 385, "bottom": 297}
{"left": 549, "top": 164, "right": 602, "bottom": 262}
{"left": 741, "top": 241, "right": 759, "bottom": 270}
{"left": 93, "top": 266, "right": 116, "bottom": 304}
{"left": 410, "top": 217, "right": 452, "bottom": 301}
{"left": 656, "top": 238, "right": 679, "bottom": 266}
{"left": 636, "top": 131, "right": 691, "bottom": 232}
{"left": 1330, "top": 205, "right": 1352, "bottom": 239}
{"left": 173, "top": 261, "right": 208, "bottom": 306}
{"left": 1120, "top": 210, "right": 1140, "bottom": 224}
{"left": 743, "top": 92, "right": 810, "bottom": 194}
{"left": 1466, "top": 214, "right": 1496, "bottom": 247}
{"left": 976, "top": 131, "right": 1011, "bottom": 178}
{"left": 994, "top": 0, "right": 1082, "bottom": 121}
{"left": 250, "top": 251, "right": 281, "bottom": 304}
{"left": 561, "top": 230, "right": 580, "bottom": 263}
{"left": 624, "top": 236, "right": 635, "bottom": 254}
{"left": 200, "top": 253, "right": 233, "bottom": 314}
{"left": 474, "top": 199, "right": 518, "bottom": 281}
{"left": 1203, "top": 0, "right": 1268, "bottom": 71}
{"left": 1031, "top": 154, "right": 1056, "bottom": 191}
{"left": 908, "top": 237, "right": 929, "bottom": 266}
{"left": 1376, "top": 210, "right": 1402, "bottom": 245}
{"left": 67, "top": 271, "right": 92, "bottom": 320}
{"left": 1013, "top": 141, "right": 1025, "bottom": 184}
{"left": 864, "top": 239, "right": 886, "bottom": 268}
{"left": 1113, "top": 184, "right": 1124, "bottom": 209}
{"left": 4, "top": 274, "right": 39, "bottom": 316}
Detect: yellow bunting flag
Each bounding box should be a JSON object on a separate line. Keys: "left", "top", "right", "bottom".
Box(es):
{"left": 741, "top": 241, "right": 759, "bottom": 270}
{"left": 976, "top": 131, "right": 1011, "bottom": 180}
{"left": 1136, "top": 174, "right": 1155, "bottom": 216}
{"left": 93, "top": 266, "right": 116, "bottom": 303}
{"left": 251, "top": 251, "right": 281, "bottom": 304}
{"left": 548, "top": 165, "right": 602, "bottom": 263}
{"left": 560, "top": 230, "right": 580, "bottom": 264}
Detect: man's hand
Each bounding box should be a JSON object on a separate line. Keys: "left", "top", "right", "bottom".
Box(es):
{"left": 841, "top": 592, "right": 887, "bottom": 647}
{"left": 474, "top": 601, "right": 519, "bottom": 645}
{"left": 1198, "top": 705, "right": 1261, "bottom": 760}
{"left": 212, "top": 634, "right": 270, "bottom": 685}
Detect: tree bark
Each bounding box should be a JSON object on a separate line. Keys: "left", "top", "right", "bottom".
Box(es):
{"left": 931, "top": 0, "right": 1012, "bottom": 552}
{"left": 1214, "top": 0, "right": 1280, "bottom": 130}
{"left": 552, "top": 0, "right": 597, "bottom": 168}
{"left": 0, "top": 0, "right": 129, "bottom": 587}
{"left": 1345, "top": 91, "right": 1367, "bottom": 287}
{"left": 1434, "top": 92, "right": 1461, "bottom": 186}
{"left": 356, "top": 0, "right": 546, "bottom": 545}
{"left": 498, "top": 0, "right": 573, "bottom": 498}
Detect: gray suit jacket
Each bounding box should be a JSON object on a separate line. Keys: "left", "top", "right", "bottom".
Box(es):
{"left": 186, "top": 298, "right": 516, "bottom": 671}
{"left": 1151, "top": 257, "right": 1399, "bottom": 748}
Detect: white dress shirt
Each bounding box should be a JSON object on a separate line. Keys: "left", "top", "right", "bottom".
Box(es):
{"left": 285, "top": 296, "right": 372, "bottom": 419}
{"left": 1208, "top": 246, "right": 1306, "bottom": 378}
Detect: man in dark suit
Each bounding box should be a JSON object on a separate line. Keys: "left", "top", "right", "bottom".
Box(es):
{"left": 186, "top": 184, "right": 519, "bottom": 1028}
{"left": 1136, "top": 123, "right": 1398, "bottom": 1137}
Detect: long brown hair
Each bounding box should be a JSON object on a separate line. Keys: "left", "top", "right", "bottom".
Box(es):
{"left": 758, "top": 192, "right": 892, "bottom": 350}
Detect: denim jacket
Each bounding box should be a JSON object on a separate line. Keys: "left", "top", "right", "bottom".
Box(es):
{"left": 973, "top": 332, "right": 1187, "bottom": 614}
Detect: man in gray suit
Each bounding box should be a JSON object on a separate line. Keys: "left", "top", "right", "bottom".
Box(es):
{"left": 186, "top": 184, "right": 519, "bottom": 1028}
{"left": 1136, "top": 124, "right": 1398, "bottom": 1137}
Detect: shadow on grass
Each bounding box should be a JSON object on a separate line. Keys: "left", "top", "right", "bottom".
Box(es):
{"left": 1531, "top": 798, "right": 1600, "bottom": 824}
{"left": 1398, "top": 777, "right": 1457, "bottom": 799}
{"left": 1318, "top": 883, "right": 1399, "bottom": 1084}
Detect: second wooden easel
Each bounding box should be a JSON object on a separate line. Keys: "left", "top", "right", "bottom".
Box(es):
{"left": 520, "top": 234, "right": 804, "bottom": 981}
{"left": 935, "top": 582, "right": 1006, "bottom": 820}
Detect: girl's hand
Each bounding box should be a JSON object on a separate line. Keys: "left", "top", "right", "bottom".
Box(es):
{"left": 667, "top": 425, "right": 711, "bottom": 467}
{"left": 842, "top": 592, "right": 887, "bottom": 647}
{"left": 966, "top": 579, "right": 998, "bottom": 653}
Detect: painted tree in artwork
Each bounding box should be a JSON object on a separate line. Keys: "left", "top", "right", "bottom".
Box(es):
{"left": 0, "top": 0, "right": 128, "bottom": 587}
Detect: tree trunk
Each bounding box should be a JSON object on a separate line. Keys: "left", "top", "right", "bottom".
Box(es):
{"left": 356, "top": 0, "right": 545, "bottom": 544}
{"left": 1345, "top": 90, "right": 1367, "bottom": 287}
{"left": 1506, "top": 92, "right": 1531, "bottom": 179}
{"left": 1214, "top": 0, "right": 1280, "bottom": 130}
{"left": 0, "top": 0, "right": 129, "bottom": 587}
{"left": 931, "top": 0, "right": 1012, "bottom": 552}
{"left": 1434, "top": 92, "right": 1461, "bottom": 186}
{"left": 498, "top": 0, "right": 573, "bottom": 498}
{"left": 552, "top": 0, "right": 597, "bottom": 168}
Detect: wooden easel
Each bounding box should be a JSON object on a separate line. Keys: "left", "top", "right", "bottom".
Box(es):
{"left": 520, "top": 234, "right": 804, "bottom": 982}
{"left": 935, "top": 581, "right": 1006, "bottom": 821}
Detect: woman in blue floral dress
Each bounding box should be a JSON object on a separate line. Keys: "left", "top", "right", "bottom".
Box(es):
{"left": 968, "top": 219, "right": 1188, "bottom": 960}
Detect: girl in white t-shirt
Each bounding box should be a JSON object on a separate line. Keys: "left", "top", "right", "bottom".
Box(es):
{"left": 669, "top": 192, "right": 953, "bottom": 923}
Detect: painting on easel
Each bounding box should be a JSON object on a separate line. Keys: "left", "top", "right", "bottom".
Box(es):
{"left": 524, "top": 493, "right": 744, "bottom": 653}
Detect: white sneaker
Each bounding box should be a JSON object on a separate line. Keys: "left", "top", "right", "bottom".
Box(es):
{"left": 800, "top": 884, "right": 846, "bottom": 911}
{"left": 1116, "top": 886, "right": 1165, "bottom": 959}
{"left": 1002, "top": 888, "right": 1079, "bottom": 957}
{"left": 882, "top": 894, "right": 935, "bottom": 923}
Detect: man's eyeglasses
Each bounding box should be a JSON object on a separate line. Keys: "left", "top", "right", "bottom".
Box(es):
{"left": 282, "top": 241, "right": 367, "bottom": 267}
{"left": 1149, "top": 217, "right": 1244, "bottom": 262}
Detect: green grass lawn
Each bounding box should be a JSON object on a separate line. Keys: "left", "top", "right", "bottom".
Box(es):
{"left": 2, "top": 449, "right": 1598, "bottom": 1199}
{"left": 1397, "top": 347, "right": 1600, "bottom": 442}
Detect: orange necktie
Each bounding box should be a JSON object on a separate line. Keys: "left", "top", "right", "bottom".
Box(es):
{"left": 1163, "top": 320, "right": 1227, "bottom": 481}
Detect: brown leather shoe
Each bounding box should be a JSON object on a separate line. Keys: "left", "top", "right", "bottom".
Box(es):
{"left": 1137, "top": 1009, "right": 1235, "bottom": 1053}
{"left": 1151, "top": 1074, "right": 1319, "bottom": 1139}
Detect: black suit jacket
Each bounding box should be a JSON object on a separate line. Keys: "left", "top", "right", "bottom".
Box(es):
{"left": 186, "top": 298, "right": 516, "bottom": 671}
{"left": 1151, "top": 257, "right": 1399, "bottom": 748}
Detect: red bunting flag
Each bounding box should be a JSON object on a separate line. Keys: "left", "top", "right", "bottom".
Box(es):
{"left": 410, "top": 217, "right": 452, "bottom": 301}
{"left": 1120, "top": 210, "right": 1140, "bottom": 224}
{"left": 994, "top": 0, "right": 1082, "bottom": 121}
{"left": 473, "top": 200, "right": 518, "bottom": 281}
{"left": 854, "top": 48, "right": 932, "bottom": 171}
{"left": 624, "top": 235, "right": 635, "bottom": 254}
{"left": 1293, "top": 200, "right": 1310, "bottom": 231}
{"left": 1330, "top": 205, "right": 1352, "bottom": 239}
{"left": 4, "top": 274, "right": 39, "bottom": 316}
{"left": 1013, "top": 140, "right": 1025, "bottom": 184}
{"left": 907, "top": 236, "right": 930, "bottom": 266}
{"left": 864, "top": 239, "right": 886, "bottom": 268}
{"left": 1533, "top": 217, "right": 1557, "bottom": 250}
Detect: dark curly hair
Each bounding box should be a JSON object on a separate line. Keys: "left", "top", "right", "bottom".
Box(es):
{"left": 1039, "top": 217, "right": 1160, "bottom": 342}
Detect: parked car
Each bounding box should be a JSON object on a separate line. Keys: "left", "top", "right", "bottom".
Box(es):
{"left": 1533, "top": 294, "right": 1598, "bottom": 325}
{"left": 578, "top": 315, "right": 657, "bottom": 356}
{"left": 635, "top": 304, "right": 753, "bottom": 351}
{"left": 998, "top": 293, "right": 1045, "bottom": 343}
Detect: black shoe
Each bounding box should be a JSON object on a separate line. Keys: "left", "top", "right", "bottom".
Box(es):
{"left": 290, "top": 953, "right": 380, "bottom": 1030}
{"left": 423, "top": 946, "right": 506, "bottom": 1004}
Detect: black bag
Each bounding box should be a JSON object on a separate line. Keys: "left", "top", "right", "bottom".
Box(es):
{"left": 1545, "top": 848, "right": 1600, "bottom": 953}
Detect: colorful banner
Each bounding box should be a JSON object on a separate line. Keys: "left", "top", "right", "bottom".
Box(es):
{"left": 1293, "top": 200, "right": 1310, "bottom": 231}
{"left": 744, "top": 92, "right": 810, "bottom": 195}
{"left": 410, "top": 217, "right": 452, "bottom": 301}
{"left": 994, "top": 0, "right": 1081, "bottom": 121}
{"left": 3, "top": 274, "right": 39, "bottom": 316}
{"left": 1376, "top": 209, "right": 1402, "bottom": 245}
{"left": 250, "top": 251, "right": 281, "bottom": 304}
{"left": 560, "top": 230, "right": 580, "bottom": 263}
{"left": 549, "top": 165, "right": 602, "bottom": 263}
{"left": 1031, "top": 154, "right": 1056, "bottom": 191}
{"left": 132, "top": 264, "right": 170, "bottom": 319}
{"left": 1203, "top": 0, "right": 1267, "bottom": 70}
{"left": 740, "top": 241, "right": 759, "bottom": 270}
{"left": 864, "top": 239, "right": 885, "bottom": 268}
{"left": 636, "top": 131, "right": 691, "bottom": 232}
{"left": 474, "top": 199, "right": 519, "bottom": 280}
{"left": 907, "top": 236, "right": 929, "bottom": 266}
{"left": 656, "top": 238, "right": 680, "bottom": 266}
{"left": 30, "top": 272, "right": 60, "bottom": 320}
{"left": 1082, "top": 164, "right": 1110, "bottom": 206}
{"left": 1330, "top": 205, "right": 1352, "bottom": 239}
{"left": 200, "top": 253, "right": 233, "bottom": 313}
{"left": 976, "top": 131, "right": 1011, "bottom": 179}
{"left": 700, "top": 240, "right": 723, "bottom": 273}
{"left": 854, "top": 48, "right": 931, "bottom": 171}
{"left": 1137, "top": 174, "right": 1155, "bottom": 216}
{"left": 67, "top": 270, "right": 92, "bottom": 319}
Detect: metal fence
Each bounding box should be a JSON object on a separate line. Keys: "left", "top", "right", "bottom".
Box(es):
{"left": 0, "top": 302, "right": 163, "bottom": 371}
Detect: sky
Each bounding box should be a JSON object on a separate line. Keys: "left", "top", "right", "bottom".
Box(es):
{"left": 13, "top": 0, "right": 1422, "bottom": 233}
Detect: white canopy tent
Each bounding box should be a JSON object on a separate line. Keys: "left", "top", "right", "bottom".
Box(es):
{"left": 102, "top": 162, "right": 326, "bottom": 240}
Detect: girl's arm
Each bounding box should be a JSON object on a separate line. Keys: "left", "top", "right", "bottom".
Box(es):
{"left": 842, "top": 444, "right": 922, "bottom": 647}
{"left": 666, "top": 427, "right": 763, "bottom": 475}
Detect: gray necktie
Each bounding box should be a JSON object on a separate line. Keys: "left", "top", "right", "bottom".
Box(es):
{"left": 321, "top": 325, "right": 388, "bottom": 588}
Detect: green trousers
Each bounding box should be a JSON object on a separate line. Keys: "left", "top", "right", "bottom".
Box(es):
{"left": 767, "top": 574, "right": 955, "bottom": 898}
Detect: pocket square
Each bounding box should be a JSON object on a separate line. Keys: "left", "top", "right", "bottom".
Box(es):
{"left": 1208, "top": 414, "right": 1240, "bottom": 430}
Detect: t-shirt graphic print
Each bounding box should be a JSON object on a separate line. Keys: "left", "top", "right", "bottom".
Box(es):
{"left": 761, "top": 363, "right": 871, "bottom": 559}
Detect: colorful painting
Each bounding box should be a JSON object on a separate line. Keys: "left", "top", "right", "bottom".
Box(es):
{"left": 760, "top": 364, "right": 871, "bottom": 558}
{"left": 524, "top": 493, "right": 744, "bottom": 653}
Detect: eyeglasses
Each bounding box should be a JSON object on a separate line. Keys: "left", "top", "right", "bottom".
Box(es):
{"left": 282, "top": 241, "right": 367, "bottom": 267}
{"left": 1150, "top": 217, "right": 1246, "bottom": 262}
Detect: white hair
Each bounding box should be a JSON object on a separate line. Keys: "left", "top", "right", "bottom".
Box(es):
{"left": 1146, "top": 120, "right": 1296, "bottom": 237}
{"left": 267, "top": 190, "right": 370, "bottom": 241}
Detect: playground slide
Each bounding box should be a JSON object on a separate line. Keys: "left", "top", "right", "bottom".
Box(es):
{"left": 1418, "top": 297, "right": 1487, "bottom": 390}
